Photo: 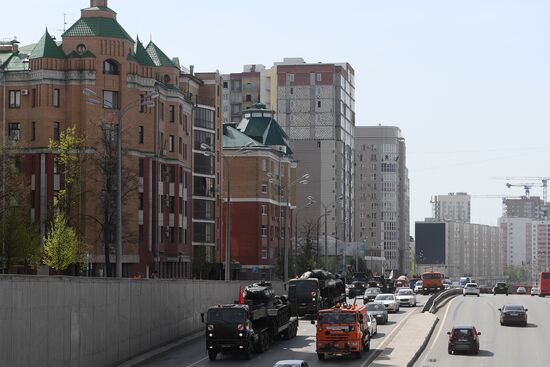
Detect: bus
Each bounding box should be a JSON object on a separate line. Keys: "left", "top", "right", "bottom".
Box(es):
{"left": 539, "top": 272, "right": 550, "bottom": 297}
{"left": 421, "top": 272, "right": 444, "bottom": 294}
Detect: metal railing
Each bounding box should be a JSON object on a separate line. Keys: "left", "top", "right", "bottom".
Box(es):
{"left": 422, "top": 288, "right": 462, "bottom": 313}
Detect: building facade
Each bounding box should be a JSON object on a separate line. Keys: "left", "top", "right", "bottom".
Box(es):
{"left": 354, "top": 126, "right": 409, "bottom": 274}
{"left": 222, "top": 64, "right": 272, "bottom": 123}
{"left": 498, "top": 217, "right": 531, "bottom": 269}
{"left": 273, "top": 58, "right": 355, "bottom": 273}
{"left": 222, "top": 104, "right": 296, "bottom": 279}
{"left": 503, "top": 196, "right": 544, "bottom": 219}
{"left": 0, "top": 0, "right": 221, "bottom": 278}
{"left": 529, "top": 220, "right": 550, "bottom": 279}
{"left": 415, "top": 220, "right": 503, "bottom": 283}
{"left": 432, "top": 192, "right": 471, "bottom": 223}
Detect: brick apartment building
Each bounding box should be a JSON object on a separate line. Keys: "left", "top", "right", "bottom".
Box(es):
{"left": 222, "top": 104, "right": 297, "bottom": 279}
{"left": 0, "top": 0, "right": 221, "bottom": 278}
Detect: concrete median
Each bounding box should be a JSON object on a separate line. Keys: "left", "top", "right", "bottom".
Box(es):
{"left": 370, "top": 312, "right": 438, "bottom": 367}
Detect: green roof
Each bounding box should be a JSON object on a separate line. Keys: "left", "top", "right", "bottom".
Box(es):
{"left": 30, "top": 30, "right": 66, "bottom": 60}
{"left": 1, "top": 52, "right": 29, "bottom": 71}
{"left": 63, "top": 17, "right": 133, "bottom": 42}
{"left": 236, "top": 107, "right": 292, "bottom": 154}
{"left": 223, "top": 124, "right": 264, "bottom": 149}
{"left": 146, "top": 41, "right": 176, "bottom": 67}
{"left": 130, "top": 36, "right": 155, "bottom": 66}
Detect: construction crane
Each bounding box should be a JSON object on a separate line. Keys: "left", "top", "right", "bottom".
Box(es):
{"left": 504, "top": 183, "right": 541, "bottom": 198}
{"left": 494, "top": 176, "right": 549, "bottom": 203}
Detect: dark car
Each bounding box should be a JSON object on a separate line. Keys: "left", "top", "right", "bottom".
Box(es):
{"left": 366, "top": 301, "right": 388, "bottom": 325}
{"left": 493, "top": 282, "right": 509, "bottom": 295}
{"left": 364, "top": 287, "right": 382, "bottom": 303}
{"left": 447, "top": 325, "right": 480, "bottom": 355}
{"left": 499, "top": 304, "right": 528, "bottom": 326}
{"left": 348, "top": 280, "right": 367, "bottom": 298}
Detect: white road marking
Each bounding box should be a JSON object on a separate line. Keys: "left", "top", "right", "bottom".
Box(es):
{"left": 360, "top": 305, "right": 421, "bottom": 367}
{"left": 184, "top": 356, "right": 208, "bottom": 367}
{"left": 420, "top": 294, "right": 458, "bottom": 363}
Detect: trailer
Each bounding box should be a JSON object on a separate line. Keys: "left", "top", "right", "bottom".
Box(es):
{"left": 203, "top": 281, "right": 299, "bottom": 360}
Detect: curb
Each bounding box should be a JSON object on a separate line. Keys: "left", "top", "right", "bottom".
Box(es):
{"left": 406, "top": 316, "right": 439, "bottom": 367}
{"left": 117, "top": 331, "right": 203, "bottom": 367}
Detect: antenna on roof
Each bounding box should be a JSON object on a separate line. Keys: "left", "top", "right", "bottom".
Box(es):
{"left": 56, "top": 13, "right": 72, "bottom": 34}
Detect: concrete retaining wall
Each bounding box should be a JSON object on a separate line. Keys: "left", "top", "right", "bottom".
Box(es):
{"left": 0, "top": 275, "right": 283, "bottom": 367}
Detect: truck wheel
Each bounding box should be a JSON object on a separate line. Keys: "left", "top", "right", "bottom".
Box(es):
{"left": 317, "top": 353, "right": 325, "bottom": 360}
{"left": 208, "top": 350, "right": 217, "bottom": 361}
{"left": 243, "top": 344, "right": 252, "bottom": 360}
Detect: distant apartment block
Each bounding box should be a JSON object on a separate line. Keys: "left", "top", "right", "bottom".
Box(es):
{"left": 354, "top": 126, "right": 410, "bottom": 274}
{"left": 503, "top": 196, "right": 544, "bottom": 219}
{"left": 499, "top": 217, "right": 531, "bottom": 268}
{"left": 529, "top": 220, "right": 550, "bottom": 278}
{"left": 415, "top": 220, "right": 503, "bottom": 283}
{"left": 432, "top": 192, "right": 471, "bottom": 223}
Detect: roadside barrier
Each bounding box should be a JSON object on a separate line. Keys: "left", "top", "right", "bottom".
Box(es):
{"left": 422, "top": 288, "right": 462, "bottom": 313}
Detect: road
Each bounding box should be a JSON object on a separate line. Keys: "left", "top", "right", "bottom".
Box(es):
{"left": 141, "top": 295, "right": 429, "bottom": 367}
{"left": 415, "top": 294, "right": 550, "bottom": 367}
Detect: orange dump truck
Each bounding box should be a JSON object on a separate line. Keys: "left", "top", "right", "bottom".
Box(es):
{"left": 314, "top": 303, "right": 371, "bottom": 360}
{"left": 422, "top": 271, "right": 444, "bottom": 294}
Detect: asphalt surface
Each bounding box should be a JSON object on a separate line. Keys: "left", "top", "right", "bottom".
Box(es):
{"left": 140, "top": 295, "right": 429, "bottom": 367}
{"left": 415, "top": 294, "right": 550, "bottom": 367}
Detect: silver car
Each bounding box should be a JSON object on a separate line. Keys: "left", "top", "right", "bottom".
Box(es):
{"left": 396, "top": 288, "right": 417, "bottom": 307}
{"left": 374, "top": 293, "right": 400, "bottom": 313}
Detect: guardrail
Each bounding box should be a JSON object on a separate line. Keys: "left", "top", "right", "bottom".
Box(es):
{"left": 422, "top": 289, "right": 462, "bottom": 313}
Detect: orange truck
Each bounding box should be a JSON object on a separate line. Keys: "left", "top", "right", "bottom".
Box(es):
{"left": 313, "top": 303, "right": 371, "bottom": 360}
{"left": 421, "top": 271, "right": 444, "bottom": 294}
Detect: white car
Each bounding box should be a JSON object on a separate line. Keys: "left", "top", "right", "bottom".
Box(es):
{"left": 273, "top": 361, "right": 309, "bottom": 367}
{"left": 414, "top": 280, "right": 423, "bottom": 294}
{"left": 367, "top": 314, "right": 378, "bottom": 336}
{"left": 396, "top": 288, "right": 417, "bottom": 307}
{"left": 531, "top": 287, "right": 540, "bottom": 296}
{"left": 374, "top": 293, "right": 400, "bottom": 312}
{"left": 463, "top": 283, "right": 480, "bottom": 297}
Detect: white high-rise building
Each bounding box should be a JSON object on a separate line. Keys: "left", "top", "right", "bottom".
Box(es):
{"left": 529, "top": 220, "right": 550, "bottom": 279}
{"left": 432, "top": 193, "right": 471, "bottom": 223}
{"left": 499, "top": 217, "right": 531, "bottom": 267}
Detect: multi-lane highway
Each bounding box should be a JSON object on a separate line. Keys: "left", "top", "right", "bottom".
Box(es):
{"left": 141, "top": 295, "right": 429, "bottom": 367}
{"left": 415, "top": 294, "right": 550, "bottom": 367}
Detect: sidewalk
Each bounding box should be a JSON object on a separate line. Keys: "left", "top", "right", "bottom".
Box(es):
{"left": 370, "top": 312, "right": 438, "bottom": 367}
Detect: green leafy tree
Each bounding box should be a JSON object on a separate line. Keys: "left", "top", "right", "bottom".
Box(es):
{"left": 48, "top": 126, "right": 85, "bottom": 222}
{"left": 0, "top": 207, "right": 41, "bottom": 272}
{"left": 295, "top": 220, "right": 318, "bottom": 276}
{"left": 43, "top": 213, "right": 80, "bottom": 271}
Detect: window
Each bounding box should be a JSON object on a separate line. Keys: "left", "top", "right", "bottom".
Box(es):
{"left": 139, "top": 193, "right": 144, "bottom": 210}
{"left": 53, "top": 89, "right": 60, "bottom": 107}
{"left": 179, "top": 105, "right": 183, "bottom": 124}
{"left": 179, "top": 137, "right": 183, "bottom": 154}
{"left": 169, "top": 196, "right": 175, "bottom": 213}
{"left": 179, "top": 227, "right": 184, "bottom": 244}
{"left": 261, "top": 183, "right": 268, "bottom": 194}
{"left": 53, "top": 122, "right": 60, "bottom": 141}
{"left": 317, "top": 100, "right": 322, "bottom": 108}
{"left": 103, "top": 90, "right": 119, "bottom": 109}
{"left": 288, "top": 73, "right": 294, "bottom": 82}
{"left": 245, "top": 94, "right": 252, "bottom": 102}
{"left": 103, "top": 59, "right": 119, "bottom": 75}
{"left": 169, "top": 105, "right": 175, "bottom": 122}
{"left": 138, "top": 126, "right": 144, "bottom": 144}
{"left": 223, "top": 81, "right": 228, "bottom": 88}
{"left": 169, "top": 135, "right": 174, "bottom": 152}
{"left": 31, "top": 122, "right": 36, "bottom": 141}
{"left": 160, "top": 102, "right": 164, "bottom": 120}
{"left": 8, "top": 123, "right": 21, "bottom": 141}
{"left": 316, "top": 73, "right": 322, "bottom": 82}
{"left": 139, "top": 225, "right": 144, "bottom": 243}
{"left": 139, "top": 159, "right": 144, "bottom": 177}
{"left": 261, "top": 159, "right": 267, "bottom": 171}
{"left": 31, "top": 89, "right": 37, "bottom": 107}
{"left": 9, "top": 91, "right": 20, "bottom": 108}
{"left": 261, "top": 204, "right": 267, "bottom": 215}
{"left": 183, "top": 114, "right": 188, "bottom": 133}
{"left": 261, "top": 225, "right": 268, "bottom": 237}
{"left": 139, "top": 95, "right": 145, "bottom": 113}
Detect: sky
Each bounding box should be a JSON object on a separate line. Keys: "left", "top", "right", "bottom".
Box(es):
{"left": 4, "top": 0, "right": 550, "bottom": 231}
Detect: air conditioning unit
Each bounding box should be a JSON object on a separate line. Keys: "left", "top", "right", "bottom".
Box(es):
{"left": 21, "top": 89, "right": 29, "bottom": 96}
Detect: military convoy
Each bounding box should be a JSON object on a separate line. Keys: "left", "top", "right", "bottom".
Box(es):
{"left": 202, "top": 281, "right": 299, "bottom": 360}
{"left": 288, "top": 269, "right": 346, "bottom": 316}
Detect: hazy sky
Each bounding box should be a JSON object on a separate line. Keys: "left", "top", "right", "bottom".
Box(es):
{"left": 4, "top": 0, "right": 549, "bottom": 231}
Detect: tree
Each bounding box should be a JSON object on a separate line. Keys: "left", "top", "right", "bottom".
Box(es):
{"left": 0, "top": 147, "right": 40, "bottom": 273}
{"left": 505, "top": 264, "right": 529, "bottom": 282}
{"left": 295, "top": 220, "right": 318, "bottom": 276}
{"left": 43, "top": 212, "right": 80, "bottom": 271}
{"left": 85, "top": 122, "right": 139, "bottom": 277}
{"left": 48, "top": 126, "right": 85, "bottom": 223}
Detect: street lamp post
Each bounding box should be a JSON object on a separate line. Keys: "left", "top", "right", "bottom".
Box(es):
{"left": 84, "top": 88, "right": 158, "bottom": 277}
